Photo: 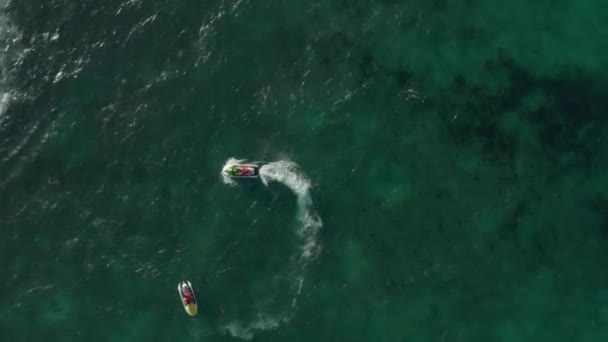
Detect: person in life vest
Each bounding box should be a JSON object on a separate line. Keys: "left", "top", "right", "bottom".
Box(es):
{"left": 235, "top": 166, "right": 250, "bottom": 175}
{"left": 181, "top": 284, "right": 193, "bottom": 305}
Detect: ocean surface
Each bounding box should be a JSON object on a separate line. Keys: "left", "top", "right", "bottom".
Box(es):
{"left": 1, "top": 0, "right": 608, "bottom": 341}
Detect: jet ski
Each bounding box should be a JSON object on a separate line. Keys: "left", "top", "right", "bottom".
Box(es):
{"left": 222, "top": 164, "right": 260, "bottom": 178}
{"left": 177, "top": 281, "right": 198, "bottom": 316}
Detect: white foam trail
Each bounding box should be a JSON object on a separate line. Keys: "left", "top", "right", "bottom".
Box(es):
{"left": 222, "top": 314, "right": 281, "bottom": 341}
{"left": 259, "top": 160, "right": 323, "bottom": 264}
{"left": 220, "top": 158, "right": 323, "bottom": 340}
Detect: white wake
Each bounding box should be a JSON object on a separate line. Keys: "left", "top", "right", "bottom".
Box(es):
{"left": 259, "top": 160, "right": 323, "bottom": 264}
{"left": 220, "top": 158, "right": 323, "bottom": 340}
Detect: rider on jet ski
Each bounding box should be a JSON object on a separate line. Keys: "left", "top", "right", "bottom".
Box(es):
{"left": 222, "top": 163, "right": 258, "bottom": 178}
{"left": 181, "top": 283, "right": 194, "bottom": 305}
{"left": 235, "top": 166, "right": 250, "bottom": 176}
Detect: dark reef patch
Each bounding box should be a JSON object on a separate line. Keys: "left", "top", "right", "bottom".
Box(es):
{"left": 441, "top": 53, "right": 608, "bottom": 168}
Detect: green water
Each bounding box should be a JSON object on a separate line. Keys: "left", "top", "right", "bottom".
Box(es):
{"left": 2, "top": 0, "right": 608, "bottom": 340}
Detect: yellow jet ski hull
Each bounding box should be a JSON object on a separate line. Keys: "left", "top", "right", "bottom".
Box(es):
{"left": 177, "top": 281, "right": 198, "bottom": 316}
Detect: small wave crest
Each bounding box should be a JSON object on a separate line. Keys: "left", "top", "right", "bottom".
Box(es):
{"left": 0, "top": 92, "right": 8, "bottom": 118}
{"left": 0, "top": 1, "right": 15, "bottom": 118}
{"left": 220, "top": 158, "right": 322, "bottom": 340}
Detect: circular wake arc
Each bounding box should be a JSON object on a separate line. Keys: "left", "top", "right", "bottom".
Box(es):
{"left": 259, "top": 160, "right": 323, "bottom": 263}
{"left": 219, "top": 158, "right": 322, "bottom": 340}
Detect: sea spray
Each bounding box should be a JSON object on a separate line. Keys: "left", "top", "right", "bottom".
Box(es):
{"left": 220, "top": 157, "right": 244, "bottom": 186}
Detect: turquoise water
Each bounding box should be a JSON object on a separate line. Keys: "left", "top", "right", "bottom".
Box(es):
{"left": 2, "top": 0, "right": 608, "bottom": 340}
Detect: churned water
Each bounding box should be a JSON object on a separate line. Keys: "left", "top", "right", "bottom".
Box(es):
{"left": 2, "top": 0, "right": 608, "bottom": 341}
